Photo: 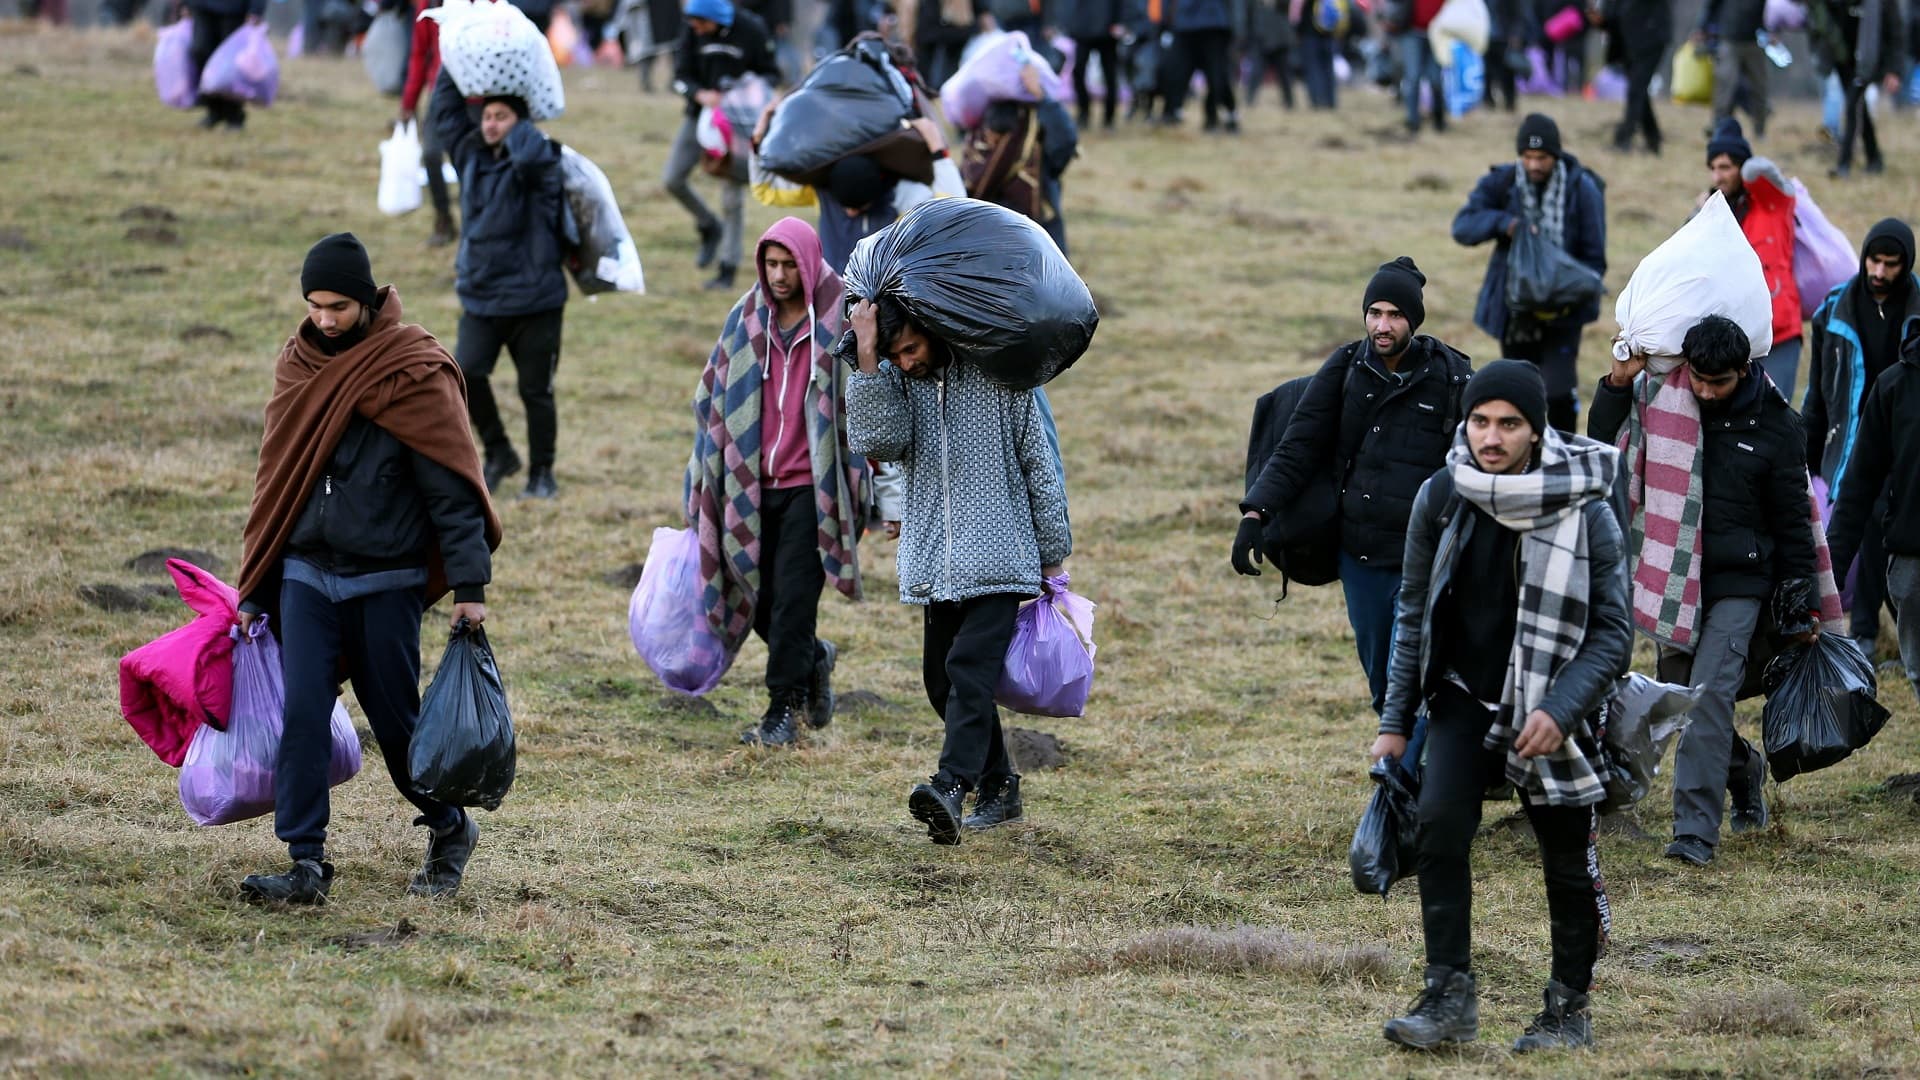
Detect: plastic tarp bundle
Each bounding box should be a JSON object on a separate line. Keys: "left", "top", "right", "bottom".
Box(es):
{"left": 1762, "top": 633, "right": 1890, "bottom": 782}
{"left": 1613, "top": 191, "right": 1773, "bottom": 363}
{"left": 200, "top": 23, "right": 280, "bottom": 106}
{"left": 630, "top": 527, "right": 733, "bottom": 696}
{"left": 940, "top": 30, "right": 1067, "bottom": 131}
{"left": 559, "top": 146, "right": 645, "bottom": 295}
{"left": 1507, "top": 225, "right": 1604, "bottom": 312}
{"left": 1597, "top": 672, "right": 1699, "bottom": 811}
{"left": 155, "top": 17, "right": 198, "bottom": 109}
{"left": 424, "top": 0, "right": 566, "bottom": 121}
{"left": 995, "top": 574, "right": 1096, "bottom": 717}
{"left": 409, "top": 622, "right": 517, "bottom": 810}
{"left": 842, "top": 198, "right": 1098, "bottom": 390}
{"left": 379, "top": 121, "right": 425, "bottom": 216}
{"left": 363, "top": 9, "right": 412, "bottom": 96}
{"left": 758, "top": 38, "right": 925, "bottom": 186}
{"left": 179, "top": 619, "right": 362, "bottom": 827}
{"left": 1429, "top": 0, "right": 1489, "bottom": 68}
{"left": 1789, "top": 178, "right": 1855, "bottom": 308}
{"left": 1349, "top": 756, "right": 1420, "bottom": 898}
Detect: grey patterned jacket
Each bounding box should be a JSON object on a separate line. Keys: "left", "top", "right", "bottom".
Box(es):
{"left": 846, "top": 361, "right": 1072, "bottom": 605}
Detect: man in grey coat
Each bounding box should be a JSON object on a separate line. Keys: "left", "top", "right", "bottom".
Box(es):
{"left": 844, "top": 297, "right": 1072, "bottom": 845}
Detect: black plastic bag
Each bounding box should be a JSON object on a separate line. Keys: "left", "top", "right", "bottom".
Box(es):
{"left": 840, "top": 198, "right": 1098, "bottom": 390}
{"left": 1596, "top": 672, "right": 1698, "bottom": 813}
{"left": 1349, "top": 755, "right": 1420, "bottom": 898}
{"left": 1504, "top": 226, "right": 1605, "bottom": 313}
{"left": 1761, "top": 633, "right": 1890, "bottom": 783}
{"left": 757, "top": 39, "right": 928, "bottom": 186}
{"left": 410, "top": 620, "right": 517, "bottom": 810}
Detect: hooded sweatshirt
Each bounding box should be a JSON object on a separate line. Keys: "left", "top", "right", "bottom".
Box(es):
{"left": 757, "top": 217, "right": 834, "bottom": 488}
{"left": 1805, "top": 216, "right": 1920, "bottom": 491}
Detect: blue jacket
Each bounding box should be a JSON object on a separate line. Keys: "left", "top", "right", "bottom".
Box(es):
{"left": 1804, "top": 274, "right": 1920, "bottom": 493}
{"left": 431, "top": 70, "right": 572, "bottom": 318}
{"left": 1170, "top": 0, "right": 1232, "bottom": 31}
{"left": 1451, "top": 154, "right": 1607, "bottom": 342}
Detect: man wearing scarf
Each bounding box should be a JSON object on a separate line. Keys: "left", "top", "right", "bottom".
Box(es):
{"left": 1372, "top": 360, "right": 1630, "bottom": 1053}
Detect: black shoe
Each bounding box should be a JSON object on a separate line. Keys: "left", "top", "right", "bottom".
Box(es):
{"left": 696, "top": 221, "right": 722, "bottom": 268}
{"left": 483, "top": 448, "right": 523, "bottom": 494}
{"left": 428, "top": 210, "right": 457, "bottom": 247}
{"left": 408, "top": 811, "right": 479, "bottom": 897}
{"left": 1383, "top": 966, "right": 1479, "bottom": 1050}
{"left": 702, "top": 264, "right": 737, "bottom": 291}
{"left": 1865, "top": 157, "right": 1886, "bottom": 175}
{"left": 741, "top": 692, "right": 805, "bottom": 747}
{"left": 1664, "top": 835, "right": 1714, "bottom": 866}
{"left": 1729, "top": 765, "right": 1768, "bottom": 835}
{"left": 1512, "top": 980, "right": 1593, "bottom": 1052}
{"left": 197, "top": 110, "right": 221, "bottom": 130}
{"left": 963, "top": 774, "right": 1023, "bottom": 830}
{"left": 908, "top": 775, "right": 965, "bottom": 845}
{"left": 807, "top": 640, "right": 836, "bottom": 728}
{"left": 520, "top": 467, "right": 558, "bottom": 499}
{"left": 1831, "top": 162, "right": 1853, "bottom": 180}
{"left": 241, "top": 858, "right": 334, "bottom": 905}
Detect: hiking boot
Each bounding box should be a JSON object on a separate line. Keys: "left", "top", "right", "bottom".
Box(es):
{"left": 696, "top": 220, "right": 722, "bottom": 268}
{"left": 807, "top": 640, "right": 836, "bottom": 728}
{"left": 1729, "top": 764, "right": 1768, "bottom": 835}
{"left": 1511, "top": 980, "right": 1593, "bottom": 1052}
{"left": 908, "top": 775, "right": 966, "bottom": 845}
{"left": 1864, "top": 156, "right": 1885, "bottom": 176}
{"left": 963, "top": 774, "right": 1023, "bottom": 830}
{"left": 1383, "top": 966, "right": 1479, "bottom": 1050}
{"left": 1222, "top": 112, "right": 1241, "bottom": 134}
{"left": 483, "top": 448, "right": 523, "bottom": 494}
{"left": 1664, "top": 835, "right": 1714, "bottom": 866}
{"left": 408, "top": 811, "right": 479, "bottom": 898}
{"left": 428, "top": 209, "right": 457, "bottom": 247}
{"left": 702, "top": 263, "right": 737, "bottom": 291}
{"left": 741, "top": 692, "right": 805, "bottom": 747}
{"left": 240, "top": 858, "right": 334, "bottom": 905}
{"left": 520, "top": 467, "right": 558, "bottom": 499}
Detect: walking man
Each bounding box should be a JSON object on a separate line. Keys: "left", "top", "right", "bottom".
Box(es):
{"left": 1701, "top": 121, "right": 1805, "bottom": 400}
{"left": 1695, "top": 0, "right": 1771, "bottom": 138}
{"left": 1807, "top": 0, "right": 1903, "bottom": 178}
{"left": 1609, "top": 0, "right": 1672, "bottom": 153}
{"left": 666, "top": 0, "right": 782, "bottom": 289}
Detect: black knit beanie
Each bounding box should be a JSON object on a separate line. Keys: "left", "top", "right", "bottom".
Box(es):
{"left": 1362, "top": 256, "right": 1427, "bottom": 331}
{"left": 482, "top": 94, "right": 530, "bottom": 119}
{"left": 1706, "top": 117, "right": 1752, "bottom": 167}
{"left": 1463, "top": 359, "right": 1549, "bottom": 437}
{"left": 1516, "top": 113, "right": 1561, "bottom": 158}
{"left": 301, "top": 232, "right": 377, "bottom": 308}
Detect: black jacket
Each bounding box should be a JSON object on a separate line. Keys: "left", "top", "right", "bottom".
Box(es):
{"left": 1379, "top": 468, "right": 1633, "bottom": 738}
{"left": 673, "top": 10, "right": 781, "bottom": 116}
{"left": 284, "top": 413, "right": 493, "bottom": 602}
{"left": 1699, "top": 0, "right": 1764, "bottom": 39}
{"left": 431, "top": 70, "right": 572, "bottom": 318}
{"left": 1242, "top": 336, "right": 1473, "bottom": 570}
{"left": 1589, "top": 369, "right": 1816, "bottom": 604}
{"left": 1451, "top": 154, "right": 1608, "bottom": 340}
{"left": 1828, "top": 346, "right": 1920, "bottom": 571}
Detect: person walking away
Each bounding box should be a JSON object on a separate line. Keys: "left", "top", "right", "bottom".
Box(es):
{"left": 1292, "top": 0, "right": 1346, "bottom": 108}
{"left": 667, "top": 0, "right": 783, "bottom": 289}
{"left": 1609, "top": 0, "right": 1672, "bottom": 153}
{"left": 1243, "top": 0, "right": 1298, "bottom": 108}
{"left": 845, "top": 298, "right": 1072, "bottom": 843}
{"left": 1588, "top": 316, "right": 1821, "bottom": 867}
{"left": 688, "top": 218, "right": 866, "bottom": 746}
{"left": 431, "top": 72, "right": 573, "bottom": 500}
{"left": 186, "top": 0, "right": 266, "bottom": 130}
{"left": 1063, "top": 0, "right": 1128, "bottom": 127}
{"left": 1807, "top": 0, "right": 1904, "bottom": 178}
{"left": 1452, "top": 113, "right": 1607, "bottom": 435}
{"left": 235, "top": 233, "right": 502, "bottom": 905}
{"left": 917, "top": 0, "right": 980, "bottom": 89}
{"left": 1161, "top": 0, "right": 1241, "bottom": 130}
{"left": 960, "top": 84, "right": 1081, "bottom": 255}
{"left": 401, "top": 0, "right": 458, "bottom": 247}
{"left": 1695, "top": 0, "right": 1770, "bottom": 137}
{"left": 1700, "top": 122, "right": 1805, "bottom": 401}
{"left": 1373, "top": 361, "right": 1629, "bottom": 1054}
{"left": 1388, "top": 0, "right": 1448, "bottom": 135}
{"left": 1481, "top": 0, "right": 1523, "bottom": 112}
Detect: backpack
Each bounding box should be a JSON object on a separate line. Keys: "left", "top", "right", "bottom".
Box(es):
{"left": 959, "top": 105, "right": 1051, "bottom": 223}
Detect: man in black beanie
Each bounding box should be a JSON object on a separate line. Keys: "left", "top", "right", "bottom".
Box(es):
{"left": 1237, "top": 256, "right": 1473, "bottom": 731}
{"left": 1453, "top": 113, "right": 1607, "bottom": 436}
{"left": 1701, "top": 117, "right": 1807, "bottom": 400}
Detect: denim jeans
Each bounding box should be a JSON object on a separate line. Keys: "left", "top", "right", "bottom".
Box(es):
{"left": 1398, "top": 32, "right": 1444, "bottom": 130}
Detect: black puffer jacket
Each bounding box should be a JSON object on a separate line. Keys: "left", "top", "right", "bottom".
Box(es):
{"left": 1242, "top": 336, "right": 1473, "bottom": 570}
{"left": 1828, "top": 346, "right": 1920, "bottom": 571}
{"left": 1589, "top": 369, "right": 1815, "bottom": 604}
{"left": 673, "top": 10, "right": 781, "bottom": 117}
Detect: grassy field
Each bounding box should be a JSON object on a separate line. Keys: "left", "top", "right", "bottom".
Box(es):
{"left": 2, "top": 21, "right": 1919, "bottom": 1077}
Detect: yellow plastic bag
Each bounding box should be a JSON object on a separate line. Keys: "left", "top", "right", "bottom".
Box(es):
{"left": 1672, "top": 47, "right": 1713, "bottom": 105}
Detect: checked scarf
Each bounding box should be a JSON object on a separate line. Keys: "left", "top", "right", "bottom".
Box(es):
{"left": 1447, "top": 427, "right": 1618, "bottom": 807}
{"left": 685, "top": 278, "right": 867, "bottom": 652}
{"left": 1517, "top": 158, "right": 1567, "bottom": 251}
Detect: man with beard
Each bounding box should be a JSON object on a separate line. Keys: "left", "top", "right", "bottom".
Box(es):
{"left": 1700, "top": 121, "right": 1805, "bottom": 401}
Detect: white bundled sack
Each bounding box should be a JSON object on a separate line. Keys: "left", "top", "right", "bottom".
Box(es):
{"left": 560, "top": 146, "right": 645, "bottom": 295}
{"left": 379, "top": 120, "right": 424, "bottom": 216}
{"left": 1430, "top": 0, "right": 1490, "bottom": 68}
{"left": 1613, "top": 191, "right": 1773, "bottom": 363}
{"left": 423, "top": 0, "right": 566, "bottom": 121}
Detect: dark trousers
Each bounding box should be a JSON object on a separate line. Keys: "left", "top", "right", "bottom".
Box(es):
{"left": 1851, "top": 507, "right": 1889, "bottom": 641}
{"left": 1165, "top": 28, "right": 1237, "bottom": 124}
{"left": 1072, "top": 35, "right": 1122, "bottom": 127}
{"left": 1616, "top": 42, "right": 1666, "bottom": 151}
{"left": 924, "top": 593, "right": 1022, "bottom": 791}
{"left": 275, "top": 581, "right": 459, "bottom": 862}
{"left": 754, "top": 485, "right": 827, "bottom": 696}
{"left": 456, "top": 307, "right": 564, "bottom": 471}
{"left": 1836, "top": 74, "right": 1884, "bottom": 171}
{"left": 1482, "top": 42, "right": 1518, "bottom": 112}
{"left": 189, "top": 10, "right": 248, "bottom": 124}
{"left": 1243, "top": 46, "right": 1295, "bottom": 108}
{"left": 920, "top": 38, "right": 966, "bottom": 91}
{"left": 1415, "top": 683, "right": 1606, "bottom": 991}
{"left": 420, "top": 112, "right": 452, "bottom": 219}
{"left": 1298, "top": 31, "right": 1337, "bottom": 108}
{"left": 1501, "top": 320, "right": 1584, "bottom": 435}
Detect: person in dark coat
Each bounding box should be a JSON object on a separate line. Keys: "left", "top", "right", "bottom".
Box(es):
{"left": 431, "top": 71, "right": 574, "bottom": 500}
{"left": 665, "top": 0, "right": 782, "bottom": 290}
{"left": 1235, "top": 257, "right": 1473, "bottom": 720}
{"left": 1694, "top": 0, "right": 1771, "bottom": 137}
{"left": 1293, "top": 0, "right": 1346, "bottom": 109}
{"left": 917, "top": 0, "right": 982, "bottom": 89}
{"left": 1606, "top": 0, "right": 1672, "bottom": 153}
{"left": 1162, "top": 0, "right": 1240, "bottom": 130}
{"left": 1806, "top": 0, "right": 1905, "bottom": 177}
{"left": 1452, "top": 113, "right": 1608, "bottom": 435}
{"left": 1481, "top": 0, "right": 1523, "bottom": 112}
{"left": 1243, "top": 0, "right": 1298, "bottom": 108}
{"left": 1062, "top": 0, "right": 1128, "bottom": 127}
{"left": 185, "top": 0, "right": 267, "bottom": 130}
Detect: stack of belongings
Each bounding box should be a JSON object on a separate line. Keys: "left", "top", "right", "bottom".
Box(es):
{"left": 753, "top": 38, "right": 932, "bottom": 204}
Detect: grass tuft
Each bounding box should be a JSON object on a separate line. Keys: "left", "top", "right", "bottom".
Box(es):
{"left": 1680, "top": 986, "right": 1814, "bottom": 1036}
{"left": 1076, "top": 925, "right": 1393, "bottom": 981}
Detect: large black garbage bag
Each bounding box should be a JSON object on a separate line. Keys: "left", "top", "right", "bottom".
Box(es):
{"left": 410, "top": 620, "right": 517, "bottom": 810}
{"left": 1761, "top": 633, "right": 1890, "bottom": 783}
{"left": 841, "top": 198, "right": 1098, "bottom": 390}
{"left": 1596, "top": 672, "right": 1699, "bottom": 813}
{"left": 1350, "top": 755, "right": 1420, "bottom": 898}
{"left": 757, "top": 39, "right": 929, "bottom": 186}
{"left": 1505, "top": 226, "right": 1605, "bottom": 313}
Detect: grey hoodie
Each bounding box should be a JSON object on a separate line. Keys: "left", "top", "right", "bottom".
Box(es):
{"left": 846, "top": 361, "right": 1071, "bottom": 604}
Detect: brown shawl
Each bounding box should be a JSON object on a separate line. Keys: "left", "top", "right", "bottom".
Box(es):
{"left": 238, "top": 285, "right": 502, "bottom": 606}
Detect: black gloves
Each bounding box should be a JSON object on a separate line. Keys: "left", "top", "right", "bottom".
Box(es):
{"left": 1231, "top": 515, "right": 1266, "bottom": 576}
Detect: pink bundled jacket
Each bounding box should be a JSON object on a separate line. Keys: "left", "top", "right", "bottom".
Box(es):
{"left": 119, "top": 559, "right": 238, "bottom": 766}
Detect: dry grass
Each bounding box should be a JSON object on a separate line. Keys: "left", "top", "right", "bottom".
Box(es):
{"left": 1680, "top": 986, "right": 1814, "bottom": 1036}
{"left": 2, "top": 18, "right": 1920, "bottom": 1078}
{"left": 1080, "top": 925, "right": 1393, "bottom": 980}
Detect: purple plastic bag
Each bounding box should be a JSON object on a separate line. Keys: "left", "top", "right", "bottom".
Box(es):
{"left": 629, "top": 526, "right": 733, "bottom": 695}
{"left": 200, "top": 23, "right": 279, "bottom": 107}
{"left": 940, "top": 30, "right": 1067, "bottom": 131}
{"left": 1518, "top": 46, "right": 1563, "bottom": 96}
{"left": 178, "top": 619, "right": 361, "bottom": 827}
{"left": 1589, "top": 65, "right": 1627, "bottom": 102}
{"left": 996, "top": 573, "right": 1096, "bottom": 717}
{"left": 1789, "top": 178, "right": 1855, "bottom": 308}
{"left": 155, "top": 17, "right": 198, "bottom": 109}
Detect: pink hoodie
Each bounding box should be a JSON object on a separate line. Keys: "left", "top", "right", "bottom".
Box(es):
{"left": 756, "top": 217, "right": 834, "bottom": 489}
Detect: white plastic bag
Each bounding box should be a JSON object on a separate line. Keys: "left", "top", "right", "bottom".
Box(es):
{"left": 559, "top": 145, "right": 645, "bottom": 295}
{"left": 423, "top": 0, "right": 566, "bottom": 121}
{"left": 379, "top": 120, "right": 425, "bottom": 216}
{"left": 1613, "top": 191, "right": 1773, "bottom": 362}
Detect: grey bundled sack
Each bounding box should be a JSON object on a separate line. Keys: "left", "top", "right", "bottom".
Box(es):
{"left": 559, "top": 146, "right": 646, "bottom": 295}
{"left": 1596, "top": 672, "right": 1700, "bottom": 813}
